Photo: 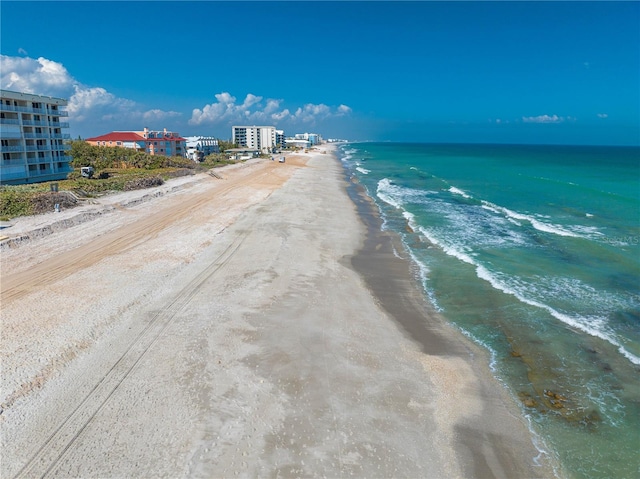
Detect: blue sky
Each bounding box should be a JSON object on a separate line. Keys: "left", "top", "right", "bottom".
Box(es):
{"left": 1, "top": 1, "right": 638, "bottom": 145}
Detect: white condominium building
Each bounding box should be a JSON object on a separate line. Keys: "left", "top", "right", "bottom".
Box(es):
{"left": 1, "top": 89, "right": 72, "bottom": 185}
{"left": 184, "top": 136, "right": 219, "bottom": 161}
{"left": 232, "top": 125, "right": 276, "bottom": 153}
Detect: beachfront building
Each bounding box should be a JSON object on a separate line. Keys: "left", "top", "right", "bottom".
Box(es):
{"left": 86, "top": 128, "right": 186, "bottom": 157}
{"left": 285, "top": 138, "right": 311, "bottom": 149}
{"left": 184, "top": 136, "right": 219, "bottom": 162}
{"left": 232, "top": 125, "right": 276, "bottom": 153}
{"left": 275, "top": 130, "right": 286, "bottom": 149}
{"left": 85, "top": 132, "right": 147, "bottom": 151}
{"left": 294, "top": 132, "right": 323, "bottom": 146}
{"left": 0, "top": 89, "right": 72, "bottom": 185}
{"left": 225, "top": 148, "right": 260, "bottom": 161}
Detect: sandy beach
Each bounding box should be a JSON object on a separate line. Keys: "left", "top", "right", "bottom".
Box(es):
{"left": 1, "top": 146, "right": 554, "bottom": 478}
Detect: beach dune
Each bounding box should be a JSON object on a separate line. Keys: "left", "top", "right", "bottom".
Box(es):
{"left": 0, "top": 147, "right": 552, "bottom": 478}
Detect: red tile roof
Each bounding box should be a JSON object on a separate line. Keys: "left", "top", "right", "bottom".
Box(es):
{"left": 85, "top": 132, "right": 146, "bottom": 142}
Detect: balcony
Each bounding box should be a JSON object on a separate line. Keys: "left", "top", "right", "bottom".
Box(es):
{"left": 21, "top": 120, "right": 48, "bottom": 126}
{"left": 23, "top": 132, "right": 50, "bottom": 139}
{"left": 0, "top": 145, "right": 24, "bottom": 152}
{"left": 0, "top": 131, "right": 22, "bottom": 139}
{"left": 0, "top": 104, "right": 68, "bottom": 116}
{"left": 0, "top": 171, "right": 28, "bottom": 182}
{"left": 0, "top": 118, "right": 20, "bottom": 125}
{"left": 1, "top": 158, "right": 27, "bottom": 167}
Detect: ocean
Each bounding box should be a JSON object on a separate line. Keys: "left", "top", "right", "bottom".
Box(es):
{"left": 338, "top": 142, "right": 640, "bottom": 479}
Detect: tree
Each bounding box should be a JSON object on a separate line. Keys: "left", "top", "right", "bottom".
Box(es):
{"left": 218, "top": 140, "right": 237, "bottom": 152}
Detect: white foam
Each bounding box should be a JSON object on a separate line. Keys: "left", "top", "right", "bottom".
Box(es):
{"left": 482, "top": 201, "right": 582, "bottom": 238}
{"left": 448, "top": 186, "right": 471, "bottom": 199}
{"left": 479, "top": 268, "right": 640, "bottom": 365}
{"left": 415, "top": 224, "right": 640, "bottom": 366}
{"left": 376, "top": 179, "right": 403, "bottom": 210}
{"left": 356, "top": 167, "right": 370, "bottom": 175}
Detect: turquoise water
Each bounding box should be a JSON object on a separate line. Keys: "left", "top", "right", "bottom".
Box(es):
{"left": 339, "top": 143, "right": 640, "bottom": 479}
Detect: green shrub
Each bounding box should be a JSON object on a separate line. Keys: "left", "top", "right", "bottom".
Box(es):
{"left": 0, "top": 188, "right": 35, "bottom": 220}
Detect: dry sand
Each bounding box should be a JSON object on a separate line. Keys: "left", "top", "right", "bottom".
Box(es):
{"left": 1, "top": 147, "right": 554, "bottom": 478}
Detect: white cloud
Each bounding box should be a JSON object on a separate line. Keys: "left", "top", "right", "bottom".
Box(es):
{"left": 522, "top": 114, "right": 564, "bottom": 124}
{"left": 0, "top": 54, "right": 180, "bottom": 129}
{"left": 271, "top": 109, "right": 290, "bottom": 121}
{"left": 597, "top": 113, "right": 608, "bottom": 119}
{"left": 189, "top": 93, "right": 351, "bottom": 127}
{"left": 0, "top": 55, "right": 74, "bottom": 98}
{"left": 0, "top": 54, "right": 351, "bottom": 135}
{"left": 18, "top": 48, "right": 28, "bottom": 56}
{"left": 337, "top": 104, "right": 352, "bottom": 115}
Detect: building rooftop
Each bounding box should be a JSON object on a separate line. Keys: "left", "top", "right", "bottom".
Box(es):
{"left": 86, "top": 132, "right": 146, "bottom": 142}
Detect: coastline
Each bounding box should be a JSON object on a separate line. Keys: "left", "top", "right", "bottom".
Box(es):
{"left": 342, "top": 151, "right": 556, "bottom": 478}
{"left": 1, "top": 146, "right": 554, "bottom": 477}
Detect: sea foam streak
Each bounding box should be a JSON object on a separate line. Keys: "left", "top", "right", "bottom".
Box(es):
{"left": 448, "top": 186, "right": 471, "bottom": 199}
{"left": 419, "top": 222, "right": 640, "bottom": 366}
{"left": 375, "top": 178, "right": 640, "bottom": 366}
{"left": 486, "top": 202, "right": 579, "bottom": 237}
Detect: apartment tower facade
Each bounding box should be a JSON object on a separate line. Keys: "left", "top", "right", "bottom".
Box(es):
{"left": 232, "top": 125, "right": 276, "bottom": 153}
{"left": 0, "top": 90, "right": 72, "bottom": 185}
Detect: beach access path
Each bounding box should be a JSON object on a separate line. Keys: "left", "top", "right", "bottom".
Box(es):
{"left": 0, "top": 147, "right": 553, "bottom": 478}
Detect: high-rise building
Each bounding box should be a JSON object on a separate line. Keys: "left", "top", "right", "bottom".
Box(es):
{"left": 0, "top": 89, "right": 72, "bottom": 185}
{"left": 232, "top": 125, "right": 276, "bottom": 153}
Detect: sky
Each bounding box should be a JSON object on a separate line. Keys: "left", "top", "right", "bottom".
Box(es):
{"left": 1, "top": 1, "right": 639, "bottom": 145}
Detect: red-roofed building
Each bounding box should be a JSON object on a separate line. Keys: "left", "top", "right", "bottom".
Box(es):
{"left": 86, "top": 127, "right": 186, "bottom": 157}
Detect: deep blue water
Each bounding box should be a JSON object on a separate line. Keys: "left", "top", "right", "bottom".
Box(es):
{"left": 339, "top": 142, "right": 640, "bottom": 479}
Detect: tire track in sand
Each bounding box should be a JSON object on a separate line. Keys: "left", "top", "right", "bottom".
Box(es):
{"left": 1, "top": 163, "right": 281, "bottom": 304}
{"left": 12, "top": 227, "right": 250, "bottom": 479}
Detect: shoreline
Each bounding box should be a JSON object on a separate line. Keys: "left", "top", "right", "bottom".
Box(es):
{"left": 1, "top": 146, "right": 555, "bottom": 478}
{"left": 340, "top": 148, "right": 557, "bottom": 478}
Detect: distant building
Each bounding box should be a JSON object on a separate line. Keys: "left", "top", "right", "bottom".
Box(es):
{"left": 294, "top": 132, "right": 322, "bottom": 145}
{"left": 285, "top": 138, "right": 311, "bottom": 149}
{"left": 85, "top": 132, "right": 147, "bottom": 151}
{"left": 225, "top": 148, "right": 260, "bottom": 161}
{"left": 232, "top": 125, "right": 276, "bottom": 153}
{"left": 86, "top": 128, "right": 186, "bottom": 157}
{"left": 0, "top": 89, "right": 72, "bottom": 185}
{"left": 184, "top": 136, "right": 219, "bottom": 161}
{"left": 275, "top": 130, "right": 286, "bottom": 148}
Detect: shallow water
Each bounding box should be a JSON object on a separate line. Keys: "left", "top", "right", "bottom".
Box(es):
{"left": 339, "top": 142, "right": 640, "bottom": 479}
